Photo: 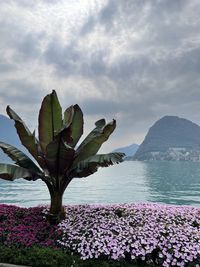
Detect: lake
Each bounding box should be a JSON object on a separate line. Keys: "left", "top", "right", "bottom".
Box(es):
{"left": 0, "top": 161, "right": 200, "bottom": 207}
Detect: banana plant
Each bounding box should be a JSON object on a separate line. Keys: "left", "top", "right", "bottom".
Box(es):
{"left": 0, "top": 90, "right": 125, "bottom": 224}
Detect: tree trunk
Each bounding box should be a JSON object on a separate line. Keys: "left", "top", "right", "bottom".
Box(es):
{"left": 48, "top": 191, "right": 65, "bottom": 224}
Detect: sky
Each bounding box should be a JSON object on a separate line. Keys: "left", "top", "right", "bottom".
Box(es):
{"left": 0, "top": 0, "right": 200, "bottom": 152}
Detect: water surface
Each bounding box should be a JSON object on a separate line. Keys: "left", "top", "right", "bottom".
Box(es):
{"left": 1, "top": 161, "right": 200, "bottom": 207}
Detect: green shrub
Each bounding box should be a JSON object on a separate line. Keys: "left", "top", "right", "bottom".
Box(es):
{"left": 0, "top": 246, "right": 152, "bottom": 267}
{"left": 0, "top": 246, "right": 74, "bottom": 267}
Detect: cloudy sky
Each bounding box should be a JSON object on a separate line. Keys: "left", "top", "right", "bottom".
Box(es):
{"left": 0, "top": 0, "right": 200, "bottom": 152}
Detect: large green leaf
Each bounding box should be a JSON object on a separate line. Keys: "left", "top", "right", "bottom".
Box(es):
{"left": 54, "top": 122, "right": 73, "bottom": 145}
{"left": 64, "top": 104, "right": 83, "bottom": 147}
{"left": 6, "top": 106, "right": 39, "bottom": 160}
{"left": 77, "top": 118, "right": 105, "bottom": 150}
{"left": 70, "top": 152, "right": 125, "bottom": 178}
{"left": 0, "top": 141, "right": 42, "bottom": 174}
{"left": 74, "top": 119, "right": 116, "bottom": 165}
{"left": 38, "top": 90, "right": 62, "bottom": 152}
{"left": 0, "top": 164, "right": 37, "bottom": 181}
{"left": 63, "top": 105, "right": 74, "bottom": 126}
{"left": 46, "top": 138, "right": 75, "bottom": 176}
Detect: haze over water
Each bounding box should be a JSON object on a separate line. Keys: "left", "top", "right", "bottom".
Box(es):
{"left": 0, "top": 161, "right": 200, "bottom": 207}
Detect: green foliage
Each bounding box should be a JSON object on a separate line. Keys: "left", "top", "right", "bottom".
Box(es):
{"left": 72, "top": 153, "right": 125, "bottom": 178}
{"left": 0, "top": 141, "right": 42, "bottom": 173}
{"left": 64, "top": 104, "right": 84, "bottom": 147}
{"left": 0, "top": 246, "right": 74, "bottom": 267}
{"left": 6, "top": 105, "right": 39, "bottom": 161}
{"left": 0, "top": 246, "right": 141, "bottom": 267}
{"left": 46, "top": 139, "right": 75, "bottom": 176}
{"left": 0, "top": 163, "right": 36, "bottom": 181}
{"left": 38, "top": 89, "right": 62, "bottom": 152}
{"left": 0, "top": 90, "right": 125, "bottom": 222}
{"left": 74, "top": 119, "right": 116, "bottom": 164}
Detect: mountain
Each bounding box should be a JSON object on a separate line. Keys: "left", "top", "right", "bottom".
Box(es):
{"left": 113, "top": 144, "right": 139, "bottom": 159}
{"left": 0, "top": 114, "right": 24, "bottom": 163}
{"left": 133, "top": 116, "right": 200, "bottom": 161}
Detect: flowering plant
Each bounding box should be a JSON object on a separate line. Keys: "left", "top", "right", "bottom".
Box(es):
{"left": 58, "top": 203, "right": 200, "bottom": 266}
{"left": 0, "top": 204, "right": 60, "bottom": 247}
{"left": 0, "top": 203, "right": 200, "bottom": 266}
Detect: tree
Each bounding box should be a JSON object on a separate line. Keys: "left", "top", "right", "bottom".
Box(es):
{"left": 0, "top": 90, "right": 125, "bottom": 224}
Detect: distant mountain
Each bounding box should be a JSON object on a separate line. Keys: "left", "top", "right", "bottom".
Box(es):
{"left": 113, "top": 144, "right": 139, "bottom": 159}
{"left": 0, "top": 114, "right": 24, "bottom": 163}
{"left": 133, "top": 116, "right": 200, "bottom": 161}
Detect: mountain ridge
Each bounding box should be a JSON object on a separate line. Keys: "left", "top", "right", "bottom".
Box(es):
{"left": 133, "top": 115, "right": 200, "bottom": 161}
{"left": 1, "top": 114, "right": 200, "bottom": 163}
{"left": 112, "top": 143, "right": 139, "bottom": 158}
{"left": 0, "top": 114, "right": 25, "bottom": 162}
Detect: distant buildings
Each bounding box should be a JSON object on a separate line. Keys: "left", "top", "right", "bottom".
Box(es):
{"left": 141, "top": 147, "right": 200, "bottom": 162}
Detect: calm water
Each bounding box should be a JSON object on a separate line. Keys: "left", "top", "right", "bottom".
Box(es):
{"left": 0, "top": 161, "right": 200, "bottom": 207}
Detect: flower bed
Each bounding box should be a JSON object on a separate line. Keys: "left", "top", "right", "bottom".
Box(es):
{"left": 0, "top": 204, "right": 59, "bottom": 247}
{"left": 0, "top": 203, "right": 200, "bottom": 267}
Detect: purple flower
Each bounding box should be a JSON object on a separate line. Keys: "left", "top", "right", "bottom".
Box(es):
{"left": 1, "top": 203, "right": 200, "bottom": 265}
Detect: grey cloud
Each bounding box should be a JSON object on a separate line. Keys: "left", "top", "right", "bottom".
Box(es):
{"left": 79, "top": 0, "right": 117, "bottom": 36}
{"left": 108, "top": 56, "right": 153, "bottom": 81}
{"left": 45, "top": 0, "right": 200, "bottom": 80}
{"left": 169, "top": 47, "right": 200, "bottom": 76}
{"left": 0, "top": 20, "right": 44, "bottom": 64}
{"left": 80, "top": 98, "right": 121, "bottom": 116}
{"left": 81, "top": 50, "right": 109, "bottom": 77}
{"left": 0, "top": 80, "right": 43, "bottom": 105}
{"left": 81, "top": 0, "right": 199, "bottom": 53}
{"left": 109, "top": 45, "right": 200, "bottom": 84}
{"left": 1, "top": 0, "right": 200, "bottom": 145}
{"left": 45, "top": 40, "right": 80, "bottom": 76}
{"left": 79, "top": 91, "right": 161, "bottom": 120}
{"left": 0, "top": 0, "right": 36, "bottom": 8}
{"left": 1, "top": 0, "right": 63, "bottom": 8}
{"left": 97, "top": 0, "right": 188, "bottom": 27}
{"left": 45, "top": 39, "right": 109, "bottom": 77}
{"left": 43, "top": 0, "right": 200, "bottom": 138}
{"left": 0, "top": 61, "right": 16, "bottom": 74}
{"left": 80, "top": 0, "right": 145, "bottom": 35}
{"left": 80, "top": 16, "right": 96, "bottom": 36}
{"left": 14, "top": 32, "right": 44, "bottom": 60}
{"left": 98, "top": 0, "right": 117, "bottom": 31}
{"left": 43, "top": 0, "right": 64, "bottom": 5}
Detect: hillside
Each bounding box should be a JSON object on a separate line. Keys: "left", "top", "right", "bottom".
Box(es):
{"left": 112, "top": 144, "right": 139, "bottom": 159}
{"left": 0, "top": 114, "right": 24, "bottom": 163}
{"left": 133, "top": 116, "right": 200, "bottom": 161}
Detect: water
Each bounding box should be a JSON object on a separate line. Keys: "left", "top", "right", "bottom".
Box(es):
{"left": 1, "top": 161, "right": 200, "bottom": 207}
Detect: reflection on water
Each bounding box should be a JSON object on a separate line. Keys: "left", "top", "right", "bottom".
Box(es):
{"left": 144, "top": 161, "right": 200, "bottom": 206}
{"left": 0, "top": 161, "right": 200, "bottom": 207}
